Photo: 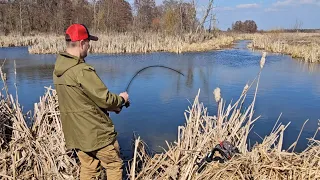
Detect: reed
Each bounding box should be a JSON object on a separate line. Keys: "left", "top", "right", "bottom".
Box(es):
{"left": 0, "top": 62, "right": 78, "bottom": 179}
{"left": 248, "top": 33, "right": 320, "bottom": 62}
{"left": 127, "top": 52, "right": 320, "bottom": 179}
{"left": 0, "top": 33, "right": 235, "bottom": 54}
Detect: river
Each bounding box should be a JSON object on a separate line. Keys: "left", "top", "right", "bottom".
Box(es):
{"left": 0, "top": 40, "right": 319, "bottom": 158}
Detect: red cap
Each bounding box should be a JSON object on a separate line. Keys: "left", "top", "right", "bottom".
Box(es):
{"left": 65, "top": 24, "right": 98, "bottom": 42}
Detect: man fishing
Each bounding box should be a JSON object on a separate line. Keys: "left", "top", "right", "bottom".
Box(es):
{"left": 53, "top": 23, "right": 129, "bottom": 180}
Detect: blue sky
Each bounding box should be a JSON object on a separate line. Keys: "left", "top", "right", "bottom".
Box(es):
{"left": 127, "top": 0, "right": 320, "bottom": 30}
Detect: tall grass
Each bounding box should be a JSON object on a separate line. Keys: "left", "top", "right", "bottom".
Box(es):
{"left": 248, "top": 33, "right": 320, "bottom": 62}
{"left": 1, "top": 32, "right": 319, "bottom": 62}
{"left": 0, "top": 33, "right": 235, "bottom": 54}
{"left": 0, "top": 63, "right": 78, "bottom": 179}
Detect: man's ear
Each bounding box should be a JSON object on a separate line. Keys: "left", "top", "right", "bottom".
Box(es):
{"left": 79, "top": 40, "right": 85, "bottom": 48}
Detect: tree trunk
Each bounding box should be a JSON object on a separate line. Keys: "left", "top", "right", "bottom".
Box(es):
{"left": 196, "top": 0, "right": 214, "bottom": 33}
{"left": 19, "top": 1, "right": 23, "bottom": 35}
{"left": 191, "top": 0, "right": 196, "bottom": 33}
{"left": 93, "top": 0, "right": 96, "bottom": 31}
{"left": 179, "top": 0, "right": 183, "bottom": 33}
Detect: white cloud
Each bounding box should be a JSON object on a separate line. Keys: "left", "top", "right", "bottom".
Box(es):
{"left": 273, "top": 0, "right": 293, "bottom": 6}
{"left": 264, "top": 8, "right": 281, "bottom": 12}
{"left": 273, "top": 0, "right": 320, "bottom": 6}
{"left": 300, "top": 0, "right": 318, "bottom": 4}
{"left": 216, "top": 7, "right": 235, "bottom": 11}
{"left": 236, "top": 3, "right": 260, "bottom": 9}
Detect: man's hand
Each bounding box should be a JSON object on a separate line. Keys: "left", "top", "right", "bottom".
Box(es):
{"left": 113, "top": 107, "right": 122, "bottom": 114}
{"left": 119, "top": 92, "right": 129, "bottom": 103}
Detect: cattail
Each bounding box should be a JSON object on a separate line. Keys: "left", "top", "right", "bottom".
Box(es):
{"left": 214, "top": 87, "right": 221, "bottom": 103}
{"left": 260, "top": 52, "right": 267, "bottom": 69}
{"left": 242, "top": 84, "right": 249, "bottom": 95}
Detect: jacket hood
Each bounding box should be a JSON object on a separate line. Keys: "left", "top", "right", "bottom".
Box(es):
{"left": 54, "top": 52, "right": 83, "bottom": 77}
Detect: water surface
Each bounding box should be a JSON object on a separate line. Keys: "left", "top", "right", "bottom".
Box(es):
{"left": 0, "top": 41, "right": 319, "bottom": 158}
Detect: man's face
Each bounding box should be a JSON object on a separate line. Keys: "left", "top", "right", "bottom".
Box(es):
{"left": 79, "top": 39, "right": 90, "bottom": 58}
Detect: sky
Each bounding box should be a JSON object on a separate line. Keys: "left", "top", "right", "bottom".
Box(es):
{"left": 127, "top": 0, "right": 320, "bottom": 30}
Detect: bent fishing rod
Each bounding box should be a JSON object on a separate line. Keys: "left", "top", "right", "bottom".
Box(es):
{"left": 119, "top": 65, "right": 185, "bottom": 110}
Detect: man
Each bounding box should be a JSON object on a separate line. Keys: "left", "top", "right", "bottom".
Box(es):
{"left": 53, "top": 23, "right": 129, "bottom": 180}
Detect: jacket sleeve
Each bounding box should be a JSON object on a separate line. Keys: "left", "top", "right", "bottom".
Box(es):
{"left": 77, "top": 65, "right": 123, "bottom": 109}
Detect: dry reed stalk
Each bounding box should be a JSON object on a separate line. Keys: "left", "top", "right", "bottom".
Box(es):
{"left": 0, "top": 62, "right": 79, "bottom": 179}
{"left": 1, "top": 33, "right": 235, "bottom": 54}
{"left": 128, "top": 52, "right": 320, "bottom": 180}
{"left": 248, "top": 33, "right": 320, "bottom": 62}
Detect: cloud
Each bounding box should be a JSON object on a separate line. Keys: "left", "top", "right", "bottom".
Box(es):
{"left": 273, "top": 0, "right": 320, "bottom": 6}
{"left": 273, "top": 0, "right": 293, "bottom": 6}
{"left": 216, "top": 7, "right": 235, "bottom": 11}
{"left": 236, "top": 3, "right": 260, "bottom": 9}
{"left": 300, "top": 0, "right": 320, "bottom": 5}
{"left": 300, "top": 0, "right": 319, "bottom": 4}
{"left": 264, "top": 8, "right": 281, "bottom": 12}
{"left": 215, "top": 3, "right": 260, "bottom": 12}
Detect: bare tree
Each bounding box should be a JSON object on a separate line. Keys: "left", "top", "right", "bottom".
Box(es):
{"left": 191, "top": 0, "right": 196, "bottom": 33}
{"left": 19, "top": 1, "right": 22, "bottom": 35}
{"left": 134, "top": 0, "right": 156, "bottom": 31}
{"left": 293, "top": 19, "right": 303, "bottom": 32}
{"left": 93, "top": 0, "right": 97, "bottom": 31}
{"left": 196, "top": 0, "right": 214, "bottom": 33}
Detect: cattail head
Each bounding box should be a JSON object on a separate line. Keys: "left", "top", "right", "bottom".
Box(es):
{"left": 242, "top": 83, "right": 249, "bottom": 95}
{"left": 260, "top": 52, "right": 267, "bottom": 69}
{"left": 214, "top": 87, "right": 221, "bottom": 103}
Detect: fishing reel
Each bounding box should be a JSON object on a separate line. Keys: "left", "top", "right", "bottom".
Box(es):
{"left": 114, "top": 101, "right": 130, "bottom": 114}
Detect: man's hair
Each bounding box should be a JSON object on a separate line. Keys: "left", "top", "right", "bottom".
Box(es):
{"left": 65, "top": 34, "right": 78, "bottom": 48}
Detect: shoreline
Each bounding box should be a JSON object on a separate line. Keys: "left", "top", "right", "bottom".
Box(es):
{"left": 0, "top": 33, "right": 236, "bottom": 55}
{"left": 1, "top": 32, "right": 319, "bottom": 63}
{"left": 247, "top": 33, "right": 320, "bottom": 62}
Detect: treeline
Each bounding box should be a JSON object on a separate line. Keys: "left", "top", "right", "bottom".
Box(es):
{"left": 0, "top": 0, "right": 201, "bottom": 35}
{"left": 228, "top": 20, "right": 258, "bottom": 33}
{"left": 265, "top": 29, "right": 320, "bottom": 33}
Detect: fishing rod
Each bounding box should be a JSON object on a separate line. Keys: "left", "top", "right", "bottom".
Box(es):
{"left": 118, "top": 65, "right": 185, "bottom": 111}
{"left": 125, "top": 65, "right": 185, "bottom": 93}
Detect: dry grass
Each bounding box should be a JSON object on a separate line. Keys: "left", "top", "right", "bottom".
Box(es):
{"left": 0, "top": 63, "right": 78, "bottom": 179}
{"left": 2, "top": 32, "right": 319, "bottom": 62}
{"left": 127, "top": 52, "right": 320, "bottom": 180}
{"left": 247, "top": 33, "right": 320, "bottom": 62}
{"left": 0, "top": 33, "right": 235, "bottom": 54}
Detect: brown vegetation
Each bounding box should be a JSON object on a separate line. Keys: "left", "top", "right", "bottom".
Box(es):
{"left": 0, "top": 0, "right": 204, "bottom": 35}
{"left": 248, "top": 33, "right": 320, "bottom": 62}
{"left": 229, "top": 20, "right": 258, "bottom": 33}
{"left": 0, "top": 63, "right": 78, "bottom": 179}
{"left": 0, "top": 33, "right": 235, "bottom": 54}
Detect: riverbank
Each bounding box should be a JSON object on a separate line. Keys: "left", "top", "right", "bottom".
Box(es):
{"left": 0, "top": 33, "right": 235, "bottom": 54}
{"left": 0, "top": 52, "right": 319, "bottom": 179}
{"left": 248, "top": 33, "right": 320, "bottom": 62}
{"left": 1, "top": 32, "right": 319, "bottom": 63}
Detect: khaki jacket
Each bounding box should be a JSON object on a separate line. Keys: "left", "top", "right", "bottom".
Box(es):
{"left": 53, "top": 52, "right": 123, "bottom": 152}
